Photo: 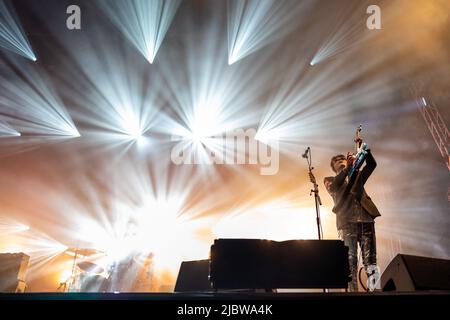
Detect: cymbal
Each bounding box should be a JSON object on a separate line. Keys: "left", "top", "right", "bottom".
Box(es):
{"left": 65, "top": 248, "right": 104, "bottom": 257}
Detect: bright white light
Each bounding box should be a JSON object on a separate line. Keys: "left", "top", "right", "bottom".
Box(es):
{"left": 228, "top": 52, "right": 238, "bottom": 66}
{"left": 0, "top": 120, "right": 21, "bottom": 137}
{"left": 59, "top": 269, "right": 72, "bottom": 284}
{"left": 146, "top": 44, "right": 156, "bottom": 64}
{"left": 136, "top": 136, "right": 149, "bottom": 148}
{"left": 0, "top": 228, "right": 69, "bottom": 278}
{"left": 189, "top": 98, "right": 222, "bottom": 143}
{"left": 255, "top": 128, "right": 280, "bottom": 144}
{"left": 66, "top": 126, "right": 81, "bottom": 138}
{"left": 0, "top": 217, "right": 30, "bottom": 234}
{"left": 120, "top": 110, "right": 143, "bottom": 140}
{"left": 74, "top": 195, "right": 211, "bottom": 273}
{"left": 135, "top": 198, "right": 209, "bottom": 270}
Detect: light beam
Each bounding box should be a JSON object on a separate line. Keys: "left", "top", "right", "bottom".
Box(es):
{"left": 0, "top": 120, "right": 20, "bottom": 137}
{"left": 0, "top": 56, "right": 79, "bottom": 138}
{"left": 97, "top": 0, "right": 181, "bottom": 64}
{"left": 227, "top": 0, "right": 310, "bottom": 64}
{"left": 0, "top": 0, "right": 36, "bottom": 61}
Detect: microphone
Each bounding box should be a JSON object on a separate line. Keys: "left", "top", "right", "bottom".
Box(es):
{"left": 302, "top": 147, "right": 310, "bottom": 159}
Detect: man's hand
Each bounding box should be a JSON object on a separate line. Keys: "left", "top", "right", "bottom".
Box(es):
{"left": 346, "top": 152, "right": 355, "bottom": 167}
{"left": 323, "top": 177, "right": 334, "bottom": 193}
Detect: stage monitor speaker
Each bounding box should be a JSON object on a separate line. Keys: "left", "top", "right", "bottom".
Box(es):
{"left": 381, "top": 254, "right": 450, "bottom": 291}
{"left": 174, "top": 259, "right": 212, "bottom": 292}
{"left": 210, "top": 239, "right": 349, "bottom": 290}
{"left": 0, "top": 252, "right": 30, "bottom": 292}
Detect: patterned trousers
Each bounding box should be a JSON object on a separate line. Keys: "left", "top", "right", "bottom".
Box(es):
{"left": 339, "top": 222, "right": 377, "bottom": 292}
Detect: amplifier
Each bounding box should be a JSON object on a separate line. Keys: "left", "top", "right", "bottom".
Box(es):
{"left": 0, "top": 252, "right": 30, "bottom": 292}
{"left": 210, "top": 239, "right": 349, "bottom": 290}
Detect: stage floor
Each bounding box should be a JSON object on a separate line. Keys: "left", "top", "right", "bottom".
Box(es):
{"left": 1, "top": 291, "right": 449, "bottom": 299}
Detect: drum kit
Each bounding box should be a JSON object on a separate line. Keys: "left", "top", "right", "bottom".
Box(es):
{"left": 60, "top": 247, "right": 154, "bottom": 292}
{"left": 61, "top": 248, "right": 109, "bottom": 292}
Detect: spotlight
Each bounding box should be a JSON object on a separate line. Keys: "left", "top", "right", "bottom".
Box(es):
{"left": 309, "top": 57, "right": 318, "bottom": 66}
{"left": 130, "top": 130, "right": 143, "bottom": 140}
{"left": 187, "top": 98, "right": 223, "bottom": 143}
{"left": 0, "top": 120, "right": 21, "bottom": 137}
{"left": 228, "top": 55, "right": 237, "bottom": 66}
{"left": 120, "top": 110, "right": 143, "bottom": 140}
{"left": 70, "top": 128, "right": 81, "bottom": 138}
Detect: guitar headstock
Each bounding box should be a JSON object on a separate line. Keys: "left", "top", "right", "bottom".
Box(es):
{"left": 354, "top": 124, "right": 363, "bottom": 152}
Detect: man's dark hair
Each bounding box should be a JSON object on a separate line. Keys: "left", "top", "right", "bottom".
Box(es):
{"left": 330, "top": 154, "right": 346, "bottom": 173}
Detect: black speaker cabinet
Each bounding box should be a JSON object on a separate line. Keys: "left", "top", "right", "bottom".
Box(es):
{"left": 175, "top": 259, "right": 212, "bottom": 292}
{"left": 381, "top": 254, "right": 450, "bottom": 291}
{"left": 210, "top": 239, "right": 349, "bottom": 290}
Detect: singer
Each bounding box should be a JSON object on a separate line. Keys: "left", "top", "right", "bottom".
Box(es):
{"left": 323, "top": 149, "right": 381, "bottom": 292}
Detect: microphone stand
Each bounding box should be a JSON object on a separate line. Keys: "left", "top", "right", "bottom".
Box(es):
{"left": 303, "top": 148, "right": 328, "bottom": 293}
{"left": 303, "top": 147, "right": 323, "bottom": 240}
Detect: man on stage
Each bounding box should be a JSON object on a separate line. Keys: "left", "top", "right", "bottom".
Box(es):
{"left": 324, "top": 149, "right": 381, "bottom": 292}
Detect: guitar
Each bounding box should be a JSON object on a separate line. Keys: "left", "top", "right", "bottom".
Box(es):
{"left": 348, "top": 124, "right": 368, "bottom": 178}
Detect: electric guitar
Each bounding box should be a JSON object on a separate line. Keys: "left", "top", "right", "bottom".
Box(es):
{"left": 348, "top": 124, "right": 368, "bottom": 178}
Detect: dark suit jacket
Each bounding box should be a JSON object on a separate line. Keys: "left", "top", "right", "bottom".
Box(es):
{"left": 328, "top": 150, "right": 381, "bottom": 230}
